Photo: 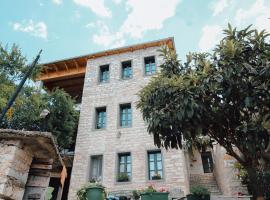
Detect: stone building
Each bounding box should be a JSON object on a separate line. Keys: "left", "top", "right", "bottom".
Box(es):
{"left": 39, "top": 38, "right": 250, "bottom": 200}
{"left": 0, "top": 129, "right": 66, "bottom": 200}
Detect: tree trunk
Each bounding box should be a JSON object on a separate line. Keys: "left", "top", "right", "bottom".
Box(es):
{"left": 246, "top": 167, "right": 265, "bottom": 200}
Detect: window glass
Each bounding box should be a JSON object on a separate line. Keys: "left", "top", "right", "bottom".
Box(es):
{"left": 122, "top": 61, "right": 132, "bottom": 79}
{"left": 120, "top": 104, "right": 132, "bottom": 127}
{"left": 118, "top": 153, "right": 131, "bottom": 182}
{"left": 148, "top": 151, "right": 163, "bottom": 180}
{"left": 90, "top": 155, "right": 103, "bottom": 182}
{"left": 100, "top": 65, "right": 109, "bottom": 83}
{"left": 144, "top": 56, "right": 156, "bottom": 75}
{"left": 96, "top": 107, "right": 106, "bottom": 129}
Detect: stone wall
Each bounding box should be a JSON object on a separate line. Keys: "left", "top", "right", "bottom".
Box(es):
{"left": 68, "top": 46, "right": 189, "bottom": 199}
{"left": 212, "top": 145, "right": 248, "bottom": 196}
{"left": 0, "top": 140, "right": 33, "bottom": 200}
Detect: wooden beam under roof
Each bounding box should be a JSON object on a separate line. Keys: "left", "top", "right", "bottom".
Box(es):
{"left": 37, "top": 37, "right": 175, "bottom": 82}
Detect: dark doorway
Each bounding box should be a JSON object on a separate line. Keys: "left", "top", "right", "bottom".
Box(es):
{"left": 201, "top": 152, "right": 213, "bottom": 173}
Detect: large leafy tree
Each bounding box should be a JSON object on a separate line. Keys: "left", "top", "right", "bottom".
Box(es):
{"left": 137, "top": 25, "right": 270, "bottom": 200}
{"left": 0, "top": 44, "right": 79, "bottom": 150}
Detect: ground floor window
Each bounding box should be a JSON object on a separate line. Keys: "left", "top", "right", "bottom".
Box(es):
{"left": 90, "top": 155, "right": 103, "bottom": 182}
{"left": 148, "top": 151, "right": 163, "bottom": 180}
{"left": 118, "top": 153, "right": 131, "bottom": 182}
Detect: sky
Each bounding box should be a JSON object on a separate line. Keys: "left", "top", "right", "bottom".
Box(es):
{"left": 1, "top": 0, "right": 270, "bottom": 64}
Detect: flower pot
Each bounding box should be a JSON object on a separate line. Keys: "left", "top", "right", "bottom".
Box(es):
{"left": 141, "top": 192, "right": 169, "bottom": 200}
{"left": 86, "top": 187, "right": 105, "bottom": 200}
{"left": 187, "top": 194, "right": 210, "bottom": 200}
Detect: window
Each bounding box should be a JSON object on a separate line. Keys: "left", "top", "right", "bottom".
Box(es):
{"left": 99, "top": 65, "right": 109, "bottom": 83}
{"left": 148, "top": 151, "right": 163, "bottom": 180}
{"left": 121, "top": 60, "right": 132, "bottom": 79}
{"left": 201, "top": 152, "right": 214, "bottom": 173}
{"left": 120, "top": 104, "right": 132, "bottom": 127}
{"left": 144, "top": 56, "right": 156, "bottom": 75}
{"left": 90, "top": 155, "right": 103, "bottom": 182}
{"left": 96, "top": 107, "right": 106, "bottom": 129}
{"left": 118, "top": 153, "right": 131, "bottom": 182}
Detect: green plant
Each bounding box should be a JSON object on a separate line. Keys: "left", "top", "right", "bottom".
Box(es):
{"left": 117, "top": 173, "right": 130, "bottom": 182}
{"left": 132, "top": 190, "right": 141, "bottom": 200}
{"left": 234, "top": 162, "right": 249, "bottom": 184}
{"left": 142, "top": 185, "right": 157, "bottom": 193}
{"left": 152, "top": 173, "right": 162, "bottom": 180}
{"left": 190, "top": 185, "right": 210, "bottom": 197}
{"left": 77, "top": 182, "right": 106, "bottom": 200}
{"left": 137, "top": 24, "right": 270, "bottom": 199}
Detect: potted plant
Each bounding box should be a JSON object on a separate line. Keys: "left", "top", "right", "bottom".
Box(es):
{"left": 132, "top": 190, "right": 141, "bottom": 200}
{"left": 77, "top": 182, "right": 106, "bottom": 200}
{"left": 117, "top": 173, "right": 130, "bottom": 182}
{"left": 187, "top": 185, "right": 210, "bottom": 200}
{"left": 140, "top": 185, "right": 169, "bottom": 200}
{"left": 151, "top": 173, "right": 162, "bottom": 180}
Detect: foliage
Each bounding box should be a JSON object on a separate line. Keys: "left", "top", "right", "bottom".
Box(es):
{"left": 0, "top": 43, "right": 79, "bottom": 150}
{"left": 234, "top": 162, "right": 249, "bottom": 184}
{"left": 117, "top": 172, "right": 130, "bottom": 182}
{"left": 234, "top": 162, "right": 270, "bottom": 198}
{"left": 77, "top": 182, "right": 106, "bottom": 200}
{"left": 137, "top": 24, "right": 270, "bottom": 199}
{"left": 190, "top": 185, "right": 210, "bottom": 197}
{"left": 132, "top": 190, "right": 141, "bottom": 200}
{"left": 141, "top": 185, "right": 157, "bottom": 194}
{"left": 151, "top": 173, "right": 162, "bottom": 180}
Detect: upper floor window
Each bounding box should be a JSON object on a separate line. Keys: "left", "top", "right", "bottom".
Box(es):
{"left": 120, "top": 104, "right": 132, "bottom": 127}
{"left": 144, "top": 56, "right": 156, "bottom": 75}
{"left": 118, "top": 153, "right": 131, "bottom": 182}
{"left": 99, "top": 65, "right": 109, "bottom": 83}
{"left": 148, "top": 151, "right": 163, "bottom": 180}
{"left": 96, "top": 107, "right": 106, "bottom": 129}
{"left": 121, "top": 60, "right": 132, "bottom": 79}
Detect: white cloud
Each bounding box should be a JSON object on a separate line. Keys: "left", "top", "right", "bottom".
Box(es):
{"left": 122, "top": 0, "right": 181, "bottom": 38}
{"left": 92, "top": 21, "right": 125, "bottom": 48}
{"left": 73, "top": 0, "right": 111, "bottom": 18}
{"left": 112, "top": 0, "right": 122, "bottom": 4}
{"left": 235, "top": 0, "right": 270, "bottom": 32}
{"left": 199, "top": 25, "right": 222, "bottom": 51}
{"left": 52, "top": 0, "right": 62, "bottom": 5}
{"left": 12, "top": 20, "right": 48, "bottom": 39}
{"left": 91, "top": 0, "right": 181, "bottom": 47}
{"left": 212, "top": 0, "right": 229, "bottom": 16}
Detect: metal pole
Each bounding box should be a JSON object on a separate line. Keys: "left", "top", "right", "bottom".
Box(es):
{"left": 0, "top": 50, "right": 42, "bottom": 123}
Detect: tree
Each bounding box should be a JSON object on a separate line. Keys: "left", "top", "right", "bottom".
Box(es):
{"left": 0, "top": 44, "right": 79, "bottom": 150}
{"left": 137, "top": 24, "right": 270, "bottom": 200}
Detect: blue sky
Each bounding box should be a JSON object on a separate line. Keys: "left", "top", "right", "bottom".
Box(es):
{"left": 1, "top": 0, "right": 270, "bottom": 63}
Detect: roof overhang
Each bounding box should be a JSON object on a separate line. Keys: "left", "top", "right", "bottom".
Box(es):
{"left": 37, "top": 37, "right": 174, "bottom": 100}
{"left": 0, "top": 129, "right": 65, "bottom": 172}
{"left": 37, "top": 37, "right": 175, "bottom": 82}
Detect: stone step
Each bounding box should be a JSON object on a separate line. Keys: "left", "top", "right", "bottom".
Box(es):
{"left": 190, "top": 174, "right": 222, "bottom": 195}
{"left": 211, "top": 195, "right": 252, "bottom": 200}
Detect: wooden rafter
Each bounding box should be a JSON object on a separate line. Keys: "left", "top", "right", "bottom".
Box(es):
{"left": 73, "top": 59, "right": 80, "bottom": 70}
{"left": 53, "top": 64, "right": 58, "bottom": 72}
{"left": 64, "top": 62, "right": 69, "bottom": 72}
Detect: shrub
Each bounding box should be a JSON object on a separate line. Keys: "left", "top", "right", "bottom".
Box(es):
{"left": 190, "top": 185, "right": 210, "bottom": 197}
{"left": 117, "top": 173, "right": 129, "bottom": 182}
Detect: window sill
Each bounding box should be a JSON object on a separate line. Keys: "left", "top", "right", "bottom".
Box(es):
{"left": 118, "top": 125, "right": 132, "bottom": 129}
{"left": 114, "top": 181, "right": 132, "bottom": 185}
{"left": 146, "top": 179, "right": 165, "bottom": 183}
{"left": 92, "top": 128, "right": 107, "bottom": 132}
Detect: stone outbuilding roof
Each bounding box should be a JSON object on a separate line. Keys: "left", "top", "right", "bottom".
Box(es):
{"left": 0, "top": 129, "right": 64, "bottom": 171}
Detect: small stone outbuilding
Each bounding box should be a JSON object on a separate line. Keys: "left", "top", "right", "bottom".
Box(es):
{"left": 0, "top": 129, "right": 66, "bottom": 200}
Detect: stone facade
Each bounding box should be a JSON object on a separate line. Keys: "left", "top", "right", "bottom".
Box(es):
{"left": 0, "top": 140, "right": 33, "bottom": 200}
{"left": 68, "top": 46, "right": 190, "bottom": 199}
{"left": 0, "top": 129, "right": 65, "bottom": 200}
